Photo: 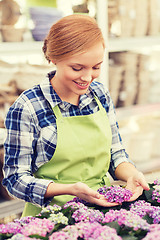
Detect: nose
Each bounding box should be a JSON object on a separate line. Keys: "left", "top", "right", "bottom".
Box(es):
{"left": 81, "top": 73, "right": 92, "bottom": 82}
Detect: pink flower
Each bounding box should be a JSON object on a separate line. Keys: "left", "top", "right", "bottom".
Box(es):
{"left": 0, "top": 222, "right": 22, "bottom": 234}
{"left": 103, "top": 209, "right": 149, "bottom": 231}
{"left": 97, "top": 185, "right": 133, "bottom": 203}
{"left": 21, "top": 218, "right": 54, "bottom": 237}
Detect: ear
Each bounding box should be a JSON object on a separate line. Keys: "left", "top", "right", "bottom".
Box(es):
{"left": 51, "top": 60, "right": 56, "bottom": 65}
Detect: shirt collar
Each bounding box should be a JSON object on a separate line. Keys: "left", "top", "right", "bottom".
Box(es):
{"left": 40, "top": 71, "right": 96, "bottom": 110}
{"left": 40, "top": 71, "right": 62, "bottom": 109}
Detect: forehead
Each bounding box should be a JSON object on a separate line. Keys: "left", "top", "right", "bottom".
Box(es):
{"left": 63, "top": 42, "right": 105, "bottom": 66}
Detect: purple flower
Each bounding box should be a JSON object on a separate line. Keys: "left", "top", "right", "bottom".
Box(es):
{"left": 49, "top": 225, "right": 79, "bottom": 240}
{"left": 49, "top": 221, "right": 122, "bottom": 240}
{"left": 103, "top": 209, "right": 149, "bottom": 231}
{"left": 67, "top": 197, "right": 89, "bottom": 206}
{"left": 154, "top": 179, "right": 160, "bottom": 185}
{"left": 63, "top": 201, "right": 86, "bottom": 210}
{"left": 49, "top": 231, "right": 74, "bottom": 240}
{"left": 129, "top": 200, "right": 160, "bottom": 224}
{"left": 9, "top": 233, "right": 37, "bottom": 240}
{"left": 0, "top": 222, "right": 22, "bottom": 234}
{"left": 148, "top": 206, "right": 160, "bottom": 224}
{"left": 152, "top": 185, "right": 160, "bottom": 203}
{"left": 130, "top": 200, "right": 153, "bottom": 218}
{"left": 14, "top": 216, "right": 35, "bottom": 226}
{"left": 97, "top": 185, "right": 133, "bottom": 203}
{"left": 76, "top": 221, "right": 122, "bottom": 240}
{"left": 72, "top": 207, "right": 104, "bottom": 223}
{"left": 142, "top": 224, "right": 160, "bottom": 239}
{"left": 142, "top": 230, "right": 160, "bottom": 240}
{"left": 21, "top": 218, "right": 55, "bottom": 237}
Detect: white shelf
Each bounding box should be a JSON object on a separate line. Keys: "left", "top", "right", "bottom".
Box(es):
{"left": 0, "top": 41, "right": 44, "bottom": 56}
{"left": 1, "top": 35, "right": 160, "bottom": 55}
{"left": 116, "top": 103, "right": 160, "bottom": 121}
{"left": 0, "top": 199, "right": 25, "bottom": 219}
{"left": 108, "top": 35, "right": 160, "bottom": 52}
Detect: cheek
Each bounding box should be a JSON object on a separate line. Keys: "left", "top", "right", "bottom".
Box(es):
{"left": 93, "top": 70, "right": 101, "bottom": 79}
{"left": 64, "top": 70, "right": 80, "bottom": 81}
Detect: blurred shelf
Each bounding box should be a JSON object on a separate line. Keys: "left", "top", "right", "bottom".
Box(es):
{"left": 0, "top": 199, "right": 25, "bottom": 219}
{"left": 1, "top": 35, "right": 160, "bottom": 56}
{"left": 108, "top": 35, "right": 160, "bottom": 52}
{"left": 116, "top": 103, "right": 160, "bottom": 121}
{"left": 0, "top": 41, "right": 44, "bottom": 56}
{"left": 135, "top": 157, "right": 160, "bottom": 174}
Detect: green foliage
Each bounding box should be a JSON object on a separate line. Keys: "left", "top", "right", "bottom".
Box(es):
{"left": 104, "top": 221, "right": 121, "bottom": 232}
{"left": 29, "top": 234, "right": 47, "bottom": 239}
{"left": 144, "top": 183, "right": 160, "bottom": 206}
{"left": 61, "top": 206, "right": 75, "bottom": 225}
{"left": 0, "top": 233, "right": 13, "bottom": 240}
{"left": 122, "top": 236, "right": 138, "bottom": 240}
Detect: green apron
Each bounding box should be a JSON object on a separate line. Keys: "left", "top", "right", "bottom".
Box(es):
{"left": 22, "top": 97, "right": 112, "bottom": 216}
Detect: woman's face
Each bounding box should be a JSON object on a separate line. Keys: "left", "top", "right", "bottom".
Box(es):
{"left": 51, "top": 42, "right": 105, "bottom": 104}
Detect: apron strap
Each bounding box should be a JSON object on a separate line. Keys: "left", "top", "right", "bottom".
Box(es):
{"left": 53, "top": 104, "right": 63, "bottom": 119}
{"left": 94, "top": 95, "right": 104, "bottom": 111}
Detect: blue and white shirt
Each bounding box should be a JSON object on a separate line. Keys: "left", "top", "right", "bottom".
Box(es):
{"left": 3, "top": 71, "right": 133, "bottom": 207}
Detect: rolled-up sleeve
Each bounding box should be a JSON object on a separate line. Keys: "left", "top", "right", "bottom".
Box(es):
{"left": 104, "top": 90, "right": 135, "bottom": 180}
{"left": 3, "top": 99, "right": 53, "bottom": 207}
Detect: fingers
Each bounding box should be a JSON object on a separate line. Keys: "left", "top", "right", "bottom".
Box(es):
{"left": 89, "top": 192, "right": 119, "bottom": 207}
{"left": 86, "top": 187, "right": 120, "bottom": 206}
{"left": 138, "top": 177, "right": 150, "bottom": 191}
{"left": 127, "top": 172, "right": 150, "bottom": 192}
{"left": 98, "top": 200, "right": 119, "bottom": 207}
{"left": 88, "top": 189, "right": 102, "bottom": 200}
{"left": 76, "top": 183, "right": 120, "bottom": 207}
{"left": 128, "top": 189, "right": 143, "bottom": 202}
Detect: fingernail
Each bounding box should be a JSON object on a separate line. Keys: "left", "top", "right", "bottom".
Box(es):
{"left": 96, "top": 193, "right": 100, "bottom": 199}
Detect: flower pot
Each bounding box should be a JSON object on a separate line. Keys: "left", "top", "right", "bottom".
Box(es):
{"left": 1, "top": 26, "right": 25, "bottom": 42}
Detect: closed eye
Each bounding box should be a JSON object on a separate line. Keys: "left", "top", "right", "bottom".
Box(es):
{"left": 93, "top": 66, "right": 100, "bottom": 70}
{"left": 72, "top": 67, "right": 83, "bottom": 71}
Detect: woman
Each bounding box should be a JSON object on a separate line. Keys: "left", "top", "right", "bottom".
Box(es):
{"left": 3, "top": 14, "right": 149, "bottom": 217}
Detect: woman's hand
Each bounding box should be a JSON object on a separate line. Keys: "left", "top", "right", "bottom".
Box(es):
{"left": 45, "top": 181, "right": 119, "bottom": 207}
{"left": 73, "top": 182, "right": 119, "bottom": 207}
{"left": 126, "top": 171, "right": 150, "bottom": 202}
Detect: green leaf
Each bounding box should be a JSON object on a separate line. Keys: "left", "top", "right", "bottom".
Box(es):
{"left": 29, "top": 234, "right": 47, "bottom": 239}
{"left": 142, "top": 214, "right": 153, "bottom": 224}
{"left": 61, "top": 207, "right": 75, "bottom": 225}
{"left": 144, "top": 188, "right": 154, "bottom": 202}
{"left": 0, "top": 233, "right": 13, "bottom": 240}
{"left": 49, "top": 223, "right": 66, "bottom": 234}
{"left": 104, "top": 221, "right": 121, "bottom": 233}
{"left": 95, "top": 204, "right": 122, "bottom": 214}
{"left": 122, "top": 236, "right": 137, "bottom": 240}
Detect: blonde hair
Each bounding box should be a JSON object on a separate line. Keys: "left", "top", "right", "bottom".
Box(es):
{"left": 42, "top": 14, "right": 105, "bottom": 63}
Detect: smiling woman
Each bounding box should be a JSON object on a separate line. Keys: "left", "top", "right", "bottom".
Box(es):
{"left": 2, "top": 14, "right": 149, "bottom": 217}
{"left": 50, "top": 41, "right": 104, "bottom": 105}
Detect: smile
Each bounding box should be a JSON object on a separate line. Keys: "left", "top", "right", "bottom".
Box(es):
{"left": 74, "top": 81, "right": 90, "bottom": 89}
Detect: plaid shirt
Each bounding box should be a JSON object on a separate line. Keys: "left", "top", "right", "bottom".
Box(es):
{"left": 3, "top": 71, "right": 133, "bottom": 207}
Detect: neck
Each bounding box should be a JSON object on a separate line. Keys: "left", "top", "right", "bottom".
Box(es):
{"left": 51, "top": 77, "right": 79, "bottom": 106}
